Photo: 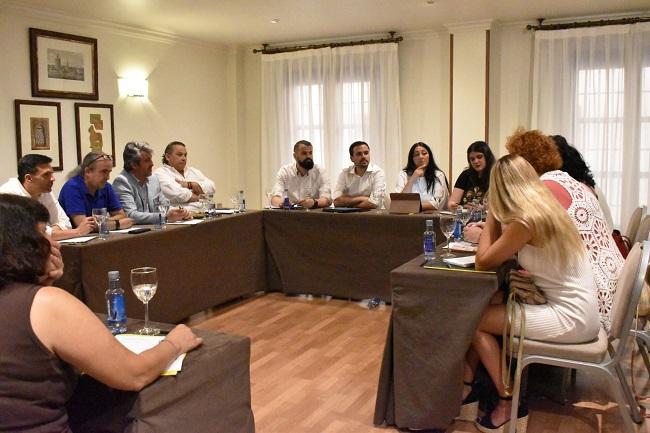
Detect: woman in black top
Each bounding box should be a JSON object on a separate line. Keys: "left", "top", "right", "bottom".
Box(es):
{"left": 448, "top": 141, "right": 495, "bottom": 210}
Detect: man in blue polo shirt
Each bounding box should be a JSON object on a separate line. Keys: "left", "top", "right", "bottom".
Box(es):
{"left": 59, "top": 152, "right": 134, "bottom": 231}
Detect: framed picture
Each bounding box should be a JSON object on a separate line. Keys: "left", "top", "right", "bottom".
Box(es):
{"left": 30, "top": 27, "right": 98, "bottom": 100}
{"left": 74, "top": 103, "right": 115, "bottom": 166}
{"left": 14, "top": 100, "right": 63, "bottom": 171}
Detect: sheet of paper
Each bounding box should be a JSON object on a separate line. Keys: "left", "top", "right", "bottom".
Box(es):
{"left": 167, "top": 219, "right": 203, "bottom": 225}
{"left": 442, "top": 255, "right": 476, "bottom": 268}
{"left": 115, "top": 334, "right": 186, "bottom": 375}
{"left": 449, "top": 241, "right": 478, "bottom": 252}
{"left": 111, "top": 228, "right": 134, "bottom": 234}
{"left": 213, "top": 209, "right": 237, "bottom": 214}
{"left": 57, "top": 235, "right": 97, "bottom": 244}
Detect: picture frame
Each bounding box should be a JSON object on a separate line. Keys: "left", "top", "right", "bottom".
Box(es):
{"left": 30, "top": 27, "right": 98, "bottom": 100}
{"left": 14, "top": 99, "right": 63, "bottom": 171}
{"left": 74, "top": 103, "right": 116, "bottom": 166}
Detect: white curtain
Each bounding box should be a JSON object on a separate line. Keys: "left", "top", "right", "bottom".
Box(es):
{"left": 261, "top": 43, "right": 401, "bottom": 199}
{"left": 531, "top": 23, "right": 650, "bottom": 229}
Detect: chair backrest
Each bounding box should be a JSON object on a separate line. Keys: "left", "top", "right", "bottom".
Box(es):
{"left": 609, "top": 241, "right": 649, "bottom": 341}
{"left": 626, "top": 205, "right": 647, "bottom": 241}
{"left": 634, "top": 214, "right": 650, "bottom": 243}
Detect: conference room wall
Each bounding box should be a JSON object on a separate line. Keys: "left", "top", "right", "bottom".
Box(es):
{"left": 0, "top": 6, "right": 237, "bottom": 206}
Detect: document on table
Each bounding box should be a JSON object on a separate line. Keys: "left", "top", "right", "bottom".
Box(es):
{"left": 449, "top": 241, "right": 478, "bottom": 252}
{"left": 110, "top": 228, "right": 135, "bottom": 234}
{"left": 57, "top": 235, "right": 96, "bottom": 244}
{"left": 213, "top": 209, "right": 237, "bottom": 214}
{"left": 167, "top": 219, "right": 203, "bottom": 225}
{"left": 442, "top": 255, "right": 476, "bottom": 268}
{"left": 115, "top": 334, "right": 186, "bottom": 375}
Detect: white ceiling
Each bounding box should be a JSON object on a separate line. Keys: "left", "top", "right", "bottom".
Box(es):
{"left": 4, "top": 0, "right": 650, "bottom": 46}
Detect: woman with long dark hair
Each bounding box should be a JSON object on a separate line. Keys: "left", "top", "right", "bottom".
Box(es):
{"left": 448, "top": 141, "right": 495, "bottom": 210}
{"left": 395, "top": 142, "right": 449, "bottom": 211}
{"left": 0, "top": 194, "right": 202, "bottom": 432}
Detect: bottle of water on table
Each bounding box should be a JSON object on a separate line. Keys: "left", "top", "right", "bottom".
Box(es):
{"left": 423, "top": 219, "right": 435, "bottom": 262}
{"left": 282, "top": 188, "right": 291, "bottom": 209}
{"left": 106, "top": 270, "right": 127, "bottom": 334}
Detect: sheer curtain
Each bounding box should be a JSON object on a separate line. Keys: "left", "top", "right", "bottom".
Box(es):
{"left": 261, "top": 43, "right": 401, "bottom": 199}
{"left": 531, "top": 23, "right": 650, "bottom": 228}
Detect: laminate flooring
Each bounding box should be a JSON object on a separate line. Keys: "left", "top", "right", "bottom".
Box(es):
{"left": 186, "top": 293, "right": 650, "bottom": 433}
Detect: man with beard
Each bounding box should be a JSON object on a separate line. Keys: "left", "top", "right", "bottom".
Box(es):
{"left": 270, "top": 140, "right": 331, "bottom": 209}
{"left": 0, "top": 154, "right": 95, "bottom": 239}
{"left": 113, "top": 142, "right": 191, "bottom": 224}
{"left": 332, "top": 141, "right": 385, "bottom": 209}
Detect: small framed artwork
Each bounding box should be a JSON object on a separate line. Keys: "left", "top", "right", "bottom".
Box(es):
{"left": 74, "top": 103, "right": 115, "bottom": 166}
{"left": 29, "top": 27, "right": 98, "bottom": 100}
{"left": 14, "top": 100, "right": 63, "bottom": 171}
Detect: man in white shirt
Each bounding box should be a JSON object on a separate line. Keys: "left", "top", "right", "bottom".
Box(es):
{"left": 270, "top": 140, "right": 331, "bottom": 209}
{"left": 153, "top": 141, "right": 216, "bottom": 211}
{"left": 0, "top": 154, "right": 94, "bottom": 239}
{"left": 332, "top": 141, "right": 386, "bottom": 209}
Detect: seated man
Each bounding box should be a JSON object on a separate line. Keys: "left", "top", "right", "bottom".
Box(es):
{"left": 270, "top": 140, "right": 331, "bottom": 209}
{"left": 58, "top": 152, "right": 134, "bottom": 231}
{"left": 0, "top": 154, "right": 94, "bottom": 240}
{"left": 113, "top": 142, "right": 191, "bottom": 224}
{"left": 332, "top": 141, "right": 386, "bottom": 209}
{"left": 153, "top": 141, "right": 215, "bottom": 211}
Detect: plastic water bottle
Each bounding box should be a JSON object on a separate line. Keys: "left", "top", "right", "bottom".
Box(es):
{"left": 282, "top": 188, "right": 291, "bottom": 209}
{"left": 238, "top": 190, "right": 246, "bottom": 212}
{"left": 423, "top": 219, "right": 435, "bottom": 262}
{"left": 106, "top": 271, "right": 127, "bottom": 334}
{"left": 453, "top": 209, "right": 463, "bottom": 240}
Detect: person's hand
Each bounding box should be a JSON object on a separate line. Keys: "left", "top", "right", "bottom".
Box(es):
{"left": 447, "top": 201, "right": 459, "bottom": 211}
{"left": 463, "top": 221, "right": 485, "bottom": 244}
{"left": 298, "top": 197, "right": 317, "bottom": 208}
{"left": 39, "top": 239, "right": 64, "bottom": 285}
{"left": 166, "top": 207, "right": 190, "bottom": 222}
{"left": 412, "top": 163, "right": 427, "bottom": 179}
{"left": 175, "top": 178, "right": 189, "bottom": 189}
{"left": 119, "top": 218, "right": 134, "bottom": 229}
{"left": 76, "top": 216, "right": 96, "bottom": 235}
{"left": 165, "top": 324, "right": 203, "bottom": 355}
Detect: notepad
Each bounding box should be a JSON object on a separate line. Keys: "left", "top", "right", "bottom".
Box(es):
{"left": 57, "top": 235, "right": 96, "bottom": 244}
{"left": 442, "top": 255, "right": 476, "bottom": 268}
{"left": 449, "top": 241, "right": 478, "bottom": 252}
{"left": 167, "top": 219, "right": 203, "bottom": 225}
{"left": 115, "top": 334, "right": 186, "bottom": 375}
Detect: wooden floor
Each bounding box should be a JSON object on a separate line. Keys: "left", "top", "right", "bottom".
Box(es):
{"left": 186, "top": 293, "right": 650, "bottom": 433}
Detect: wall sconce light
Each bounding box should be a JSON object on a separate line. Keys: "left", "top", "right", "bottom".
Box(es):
{"left": 118, "top": 77, "right": 148, "bottom": 97}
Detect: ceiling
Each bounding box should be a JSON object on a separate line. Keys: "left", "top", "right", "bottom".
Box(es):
{"left": 4, "top": 0, "right": 650, "bottom": 46}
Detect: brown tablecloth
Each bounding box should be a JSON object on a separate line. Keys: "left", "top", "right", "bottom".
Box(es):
{"left": 373, "top": 254, "right": 499, "bottom": 430}
{"left": 263, "top": 210, "right": 444, "bottom": 301}
{"left": 67, "top": 317, "right": 255, "bottom": 433}
{"left": 59, "top": 212, "right": 266, "bottom": 323}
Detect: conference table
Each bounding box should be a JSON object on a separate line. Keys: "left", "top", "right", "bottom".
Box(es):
{"left": 59, "top": 209, "right": 444, "bottom": 322}
{"left": 373, "top": 253, "right": 501, "bottom": 430}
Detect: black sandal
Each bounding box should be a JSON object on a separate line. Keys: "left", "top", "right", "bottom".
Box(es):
{"left": 475, "top": 395, "right": 528, "bottom": 433}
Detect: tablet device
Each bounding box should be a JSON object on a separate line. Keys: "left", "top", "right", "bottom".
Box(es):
{"left": 389, "top": 193, "right": 422, "bottom": 214}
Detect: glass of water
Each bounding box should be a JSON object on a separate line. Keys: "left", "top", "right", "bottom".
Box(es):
{"left": 154, "top": 197, "right": 170, "bottom": 229}
{"left": 372, "top": 191, "right": 386, "bottom": 214}
{"left": 440, "top": 216, "right": 456, "bottom": 258}
{"left": 91, "top": 207, "right": 109, "bottom": 239}
{"left": 130, "top": 267, "right": 159, "bottom": 335}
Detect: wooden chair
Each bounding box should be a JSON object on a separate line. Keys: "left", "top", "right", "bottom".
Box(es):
{"left": 508, "top": 241, "right": 649, "bottom": 433}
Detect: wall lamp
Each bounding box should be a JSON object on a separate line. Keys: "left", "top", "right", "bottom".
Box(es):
{"left": 118, "top": 77, "right": 148, "bottom": 97}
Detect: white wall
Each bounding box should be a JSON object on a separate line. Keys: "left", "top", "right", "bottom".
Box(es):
{"left": 0, "top": 6, "right": 237, "bottom": 205}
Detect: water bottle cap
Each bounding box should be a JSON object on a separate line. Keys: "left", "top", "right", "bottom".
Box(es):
{"left": 108, "top": 270, "right": 120, "bottom": 281}
{"left": 425, "top": 219, "right": 433, "bottom": 227}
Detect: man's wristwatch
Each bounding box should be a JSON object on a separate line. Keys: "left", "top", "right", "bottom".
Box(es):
{"left": 311, "top": 198, "right": 319, "bottom": 209}
{"left": 115, "top": 219, "right": 120, "bottom": 230}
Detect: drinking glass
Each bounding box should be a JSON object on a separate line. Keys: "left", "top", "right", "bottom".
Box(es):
{"left": 372, "top": 191, "right": 385, "bottom": 214}
{"left": 265, "top": 190, "right": 274, "bottom": 209}
{"left": 154, "top": 197, "right": 170, "bottom": 229}
{"left": 130, "top": 267, "right": 159, "bottom": 335}
{"left": 440, "top": 216, "right": 456, "bottom": 258}
{"left": 459, "top": 207, "right": 471, "bottom": 240}
{"left": 230, "top": 192, "right": 239, "bottom": 211}
{"left": 91, "top": 207, "right": 109, "bottom": 239}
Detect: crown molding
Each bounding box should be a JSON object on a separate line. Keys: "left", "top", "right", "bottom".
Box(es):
{"left": 444, "top": 19, "right": 493, "bottom": 34}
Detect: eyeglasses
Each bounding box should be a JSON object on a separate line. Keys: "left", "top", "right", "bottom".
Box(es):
{"left": 85, "top": 153, "right": 112, "bottom": 167}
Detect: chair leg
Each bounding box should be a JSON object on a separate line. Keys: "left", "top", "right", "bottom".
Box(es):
{"left": 558, "top": 368, "right": 571, "bottom": 404}
{"left": 605, "top": 370, "right": 642, "bottom": 433}
{"left": 614, "top": 364, "right": 643, "bottom": 424}
{"left": 637, "top": 335, "right": 650, "bottom": 375}
{"left": 508, "top": 364, "right": 525, "bottom": 433}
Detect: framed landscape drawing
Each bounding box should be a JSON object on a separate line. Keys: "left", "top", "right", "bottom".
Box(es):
{"left": 75, "top": 103, "right": 115, "bottom": 166}
{"left": 30, "top": 27, "right": 98, "bottom": 100}
{"left": 14, "top": 100, "right": 63, "bottom": 171}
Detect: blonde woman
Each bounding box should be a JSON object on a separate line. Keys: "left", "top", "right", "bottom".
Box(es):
{"left": 462, "top": 155, "right": 599, "bottom": 433}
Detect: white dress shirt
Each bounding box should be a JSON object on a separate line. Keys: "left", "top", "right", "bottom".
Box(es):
{"left": 153, "top": 164, "right": 215, "bottom": 211}
{"left": 271, "top": 162, "right": 331, "bottom": 203}
{"left": 333, "top": 163, "right": 386, "bottom": 205}
{"left": 0, "top": 177, "right": 72, "bottom": 232}
{"left": 395, "top": 169, "right": 449, "bottom": 210}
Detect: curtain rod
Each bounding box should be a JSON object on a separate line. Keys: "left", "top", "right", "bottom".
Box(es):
{"left": 253, "top": 32, "right": 402, "bottom": 54}
{"left": 527, "top": 16, "right": 650, "bottom": 31}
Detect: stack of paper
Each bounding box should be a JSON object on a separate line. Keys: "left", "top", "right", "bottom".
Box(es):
{"left": 442, "top": 255, "right": 476, "bottom": 268}
{"left": 115, "top": 334, "right": 186, "bottom": 375}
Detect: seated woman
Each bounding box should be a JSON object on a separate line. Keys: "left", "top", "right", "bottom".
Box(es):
{"left": 448, "top": 140, "right": 495, "bottom": 210}
{"left": 395, "top": 141, "right": 449, "bottom": 211}
{"left": 464, "top": 155, "right": 599, "bottom": 433}
{"left": 0, "top": 194, "right": 202, "bottom": 432}
{"left": 506, "top": 128, "right": 623, "bottom": 331}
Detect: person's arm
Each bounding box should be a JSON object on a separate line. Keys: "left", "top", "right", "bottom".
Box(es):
{"left": 113, "top": 177, "right": 158, "bottom": 225}
{"left": 448, "top": 188, "right": 465, "bottom": 210}
{"left": 399, "top": 164, "right": 426, "bottom": 194}
{"left": 188, "top": 167, "right": 215, "bottom": 195}
{"left": 107, "top": 209, "right": 134, "bottom": 230}
{"left": 475, "top": 212, "right": 531, "bottom": 271}
{"left": 316, "top": 167, "right": 332, "bottom": 207}
{"left": 333, "top": 194, "right": 369, "bottom": 207}
{"left": 428, "top": 171, "right": 449, "bottom": 211}
{"left": 270, "top": 168, "right": 288, "bottom": 207}
{"left": 463, "top": 221, "right": 485, "bottom": 243}
{"left": 155, "top": 168, "right": 193, "bottom": 204}
{"left": 51, "top": 217, "right": 95, "bottom": 240}
{"left": 31, "top": 286, "right": 202, "bottom": 391}
{"left": 166, "top": 207, "right": 192, "bottom": 222}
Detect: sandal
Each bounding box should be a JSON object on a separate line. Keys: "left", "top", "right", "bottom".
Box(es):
{"left": 475, "top": 396, "right": 528, "bottom": 433}
{"left": 456, "top": 381, "right": 479, "bottom": 422}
